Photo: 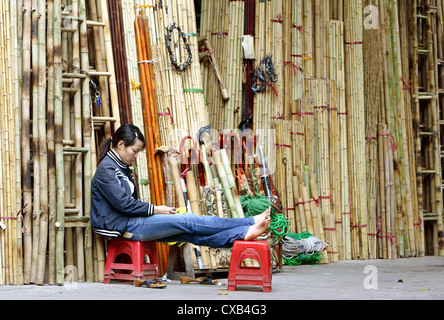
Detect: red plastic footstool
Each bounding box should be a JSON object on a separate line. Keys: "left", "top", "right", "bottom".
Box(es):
{"left": 227, "top": 240, "right": 272, "bottom": 292}
{"left": 104, "top": 238, "right": 158, "bottom": 284}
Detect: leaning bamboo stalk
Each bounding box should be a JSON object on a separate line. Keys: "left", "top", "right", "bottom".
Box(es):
{"left": 399, "top": 0, "right": 419, "bottom": 257}
{"left": 141, "top": 13, "right": 166, "bottom": 206}
{"left": 345, "top": 0, "right": 368, "bottom": 260}
{"left": 385, "top": 124, "right": 396, "bottom": 259}
{"left": 0, "top": 51, "right": 5, "bottom": 284}
{"left": 135, "top": 16, "right": 159, "bottom": 204}
{"left": 410, "top": 0, "right": 425, "bottom": 256}
{"left": 54, "top": 0, "right": 66, "bottom": 285}
{"left": 21, "top": 0, "right": 33, "bottom": 284}
{"left": 398, "top": 0, "right": 418, "bottom": 257}
{"left": 80, "top": 0, "right": 94, "bottom": 282}
{"left": 425, "top": 0, "right": 444, "bottom": 256}
{"left": 121, "top": 3, "right": 150, "bottom": 202}
{"left": 13, "top": 0, "right": 24, "bottom": 285}
{"left": 0, "top": 0, "right": 7, "bottom": 286}
{"left": 46, "top": 0, "right": 56, "bottom": 285}
{"left": 61, "top": 0, "right": 75, "bottom": 271}
{"left": 36, "top": 0, "right": 48, "bottom": 285}
{"left": 379, "top": 123, "right": 388, "bottom": 259}
{"left": 212, "top": 149, "right": 239, "bottom": 218}
{"left": 89, "top": 0, "right": 112, "bottom": 137}
{"left": 30, "top": 0, "right": 40, "bottom": 283}
{"left": 185, "top": 170, "right": 211, "bottom": 269}
{"left": 99, "top": 0, "right": 120, "bottom": 128}
{"left": 362, "top": 0, "right": 382, "bottom": 259}
{"left": 71, "top": 0, "right": 85, "bottom": 283}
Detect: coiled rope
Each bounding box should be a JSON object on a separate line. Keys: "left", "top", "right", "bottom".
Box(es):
{"left": 239, "top": 194, "right": 291, "bottom": 239}
{"left": 239, "top": 194, "right": 326, "bottom": 265}
{"left": 282, "top": 232, "right": 327, "bottom": 265}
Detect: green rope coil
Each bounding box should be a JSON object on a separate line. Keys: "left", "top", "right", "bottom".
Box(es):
{"left": 283, "top": 232, "right": 325, "bottom": 266}
{"left": 239, "top": 194, "right": 291, "bottom": 239}
{"left": 239, "top": 194, "right": 324, "bottom": 266}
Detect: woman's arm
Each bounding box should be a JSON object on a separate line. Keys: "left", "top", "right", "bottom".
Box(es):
{"left": 153, "top": 205, "right": 176, "bottom": 215}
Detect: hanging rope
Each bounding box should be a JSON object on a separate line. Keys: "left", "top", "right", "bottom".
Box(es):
{"left": 165, "top": 23, "right": 193, "bottom": 72}
{"left": 239, "top": 194, "right": 291, "bottom": 239}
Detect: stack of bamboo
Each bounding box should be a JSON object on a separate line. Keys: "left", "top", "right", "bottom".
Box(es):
{"left": 138, "top": 0, "right": 209, "bottom": 148}
{"left": 199, "top": 0, "right": 247, "bottom": 133}
{"left": 0, "top": 0, "right": 22, "bottom": 285}
{"left": 197, "top": 0, "right": 444, "bottom": 261}
{"left": 3, "top": 0, "right": 444, "bottom": 288}
{"left": 1, "top": 0, "right": 122, "bottom": 285}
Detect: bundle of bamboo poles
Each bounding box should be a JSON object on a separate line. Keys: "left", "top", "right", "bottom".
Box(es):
{"left": 2, "top": 0, "right": 122, "bottom": 285}
{"left": 196, "top": 0, "right": 444, "bottom": 261}
{"left": 106, "top": 0, "right": 132, "bottom": 124}
{"left": 199, "top": 0, "right": 229, "bottom": 131}
{"left": 0, "top": 0, "right": 22, "bottom": 285}
{"left": 3, "top": 0, "right": 444, "bottom": 288}
{"left": 134, "top": 9, "right": 171, "bottom": 275}
{"left": 134, "top": 0, "right": 209, "bottom": 148}
{"left": 120, "top": 0, "right": 151, "bottom": 203}
{"left": 363, "top": 0, "right": 382, "bottom": 260}
{"left": 199, "top": 0, "right": 245, "bottom": 133}
{"left": 328, "top": 20, "right": 351, "bottom": 260}
{"left": 344, "top": 0, "right": 368, "bottom": 260}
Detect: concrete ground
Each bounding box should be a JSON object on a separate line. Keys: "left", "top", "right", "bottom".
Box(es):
{"left": 1, "top": 256, "right": 443, "bottom": 301}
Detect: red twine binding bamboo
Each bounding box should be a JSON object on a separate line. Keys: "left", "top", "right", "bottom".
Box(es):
{"left": 283, "top": 60, "right": 299, "bottom": 76}
{"left": 291, "top": 24, "right": 309, "bottom": 33}
{"left": 211, "top": 32, "right": 228, "bottom": 36}
{"left": 275, "top": 143, "right": 292, "bottom": 148}
{"left": 377, "top": 131, "right": 398, "bottom": 153}
{"left": 158, "top": 107, "right": 174, "bottom": 124}
{"left": 271, "top": 14, "right": 283, "bottom": 23}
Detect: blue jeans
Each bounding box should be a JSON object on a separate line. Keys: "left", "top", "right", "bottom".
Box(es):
{"left": 125, "top": 214, "right": 255, "bottom": 248}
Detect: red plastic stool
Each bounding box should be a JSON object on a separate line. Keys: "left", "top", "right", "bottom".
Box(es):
{"left": 104, "top": 238, "right": 158, "bottom": 284}
{"left": 227, "top": 240, "right": 272, "bottom": 292}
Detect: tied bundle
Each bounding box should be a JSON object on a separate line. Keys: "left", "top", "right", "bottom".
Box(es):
{"left": 282, "top": 232, "right": 327, "bottom": 265}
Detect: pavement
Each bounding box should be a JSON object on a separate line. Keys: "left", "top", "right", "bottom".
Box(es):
{"left": 1, "top": 256, "right": 443, "bottom": 302}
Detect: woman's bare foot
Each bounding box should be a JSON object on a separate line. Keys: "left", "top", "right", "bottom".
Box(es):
{"left": 252, "top": 207, "right": 271, "bottom": 224}
{"left": 244, "top": 207, "right": 271, "bottom": 241}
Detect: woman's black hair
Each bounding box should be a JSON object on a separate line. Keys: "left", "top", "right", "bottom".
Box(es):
{"left": 97, "top": 124, "right": 146, "bottom": 165}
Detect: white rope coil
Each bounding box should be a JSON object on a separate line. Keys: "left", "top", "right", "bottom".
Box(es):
{"left": 282, "top": 236, "right": 327, "bottom": 259}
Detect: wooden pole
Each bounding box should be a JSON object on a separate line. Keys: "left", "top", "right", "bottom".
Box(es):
{"left": 36, "top": 0, "right": 48, "bottom": 285}
{"left": 21, "top": 0, "right": 33, "bottom": 284}
{"left": 80, "top": 0, "right": 94, "bottom": 282}
{"left": 54, "top": 0, "right": 66, "bottom": 285}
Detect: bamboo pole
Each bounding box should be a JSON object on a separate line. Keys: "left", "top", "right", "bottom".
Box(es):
{"left": 29, "top": 0, "right": 41, "bottom": 283}
{"left": 46, "top": 0, "right": 56, "bottom": 285}
{"left": 363, "top": 0, "right": 383, "bottom": 259}
{"left": 99, "top": 0, "right": 120, "bottom": 128}
{"left": 378, "top": 123, "right": 387, "bottom": 259}
{"left": 80, "top": 0, "right": 94, "bottom": 282}
{"left": 345, "top": 0, "right": 368, "bottom": 260}
{"left": 21, "top": 0, "right": 33, "bottom": 284}
{"left": 13, "top": 0, "right": 24, "bottom": 286}
{"left": 54, "top": 0, "right": 66, "bottom": 285}
{"left": 36, "top": 0, "right": 48, "bottom": 285}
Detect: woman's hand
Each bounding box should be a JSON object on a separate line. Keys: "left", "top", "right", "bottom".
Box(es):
{"left": 153, "top": 205, "right": 176, "bottom": 215}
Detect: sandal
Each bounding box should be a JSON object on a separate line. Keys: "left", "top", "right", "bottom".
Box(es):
{"left": 180, "top": 276, "right": 217, "bottom": 285}
{"left": 134, "top": 279, "right": 167, "bottom": 289}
